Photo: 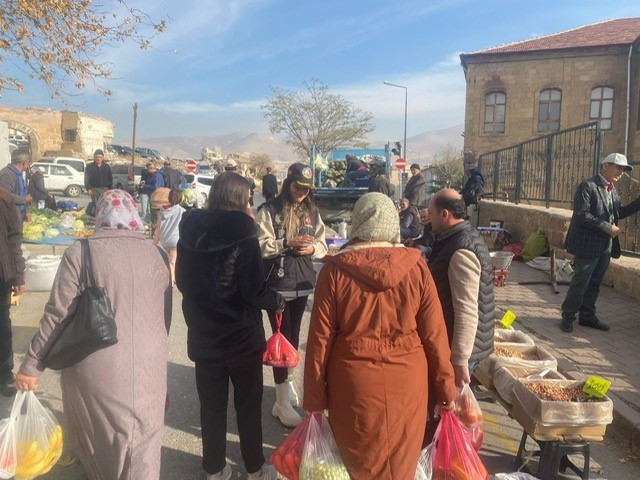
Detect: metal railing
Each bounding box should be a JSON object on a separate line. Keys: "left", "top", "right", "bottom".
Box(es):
{"left": 478, "top": 122, "right": 640, "bottom": 254}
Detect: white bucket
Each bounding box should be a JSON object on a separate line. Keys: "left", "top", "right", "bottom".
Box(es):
{"left": 25, "top": 255, "right": 62, "bottom": 292}
{"left": 490, "top": 251, "right": 515, "bottom": 270}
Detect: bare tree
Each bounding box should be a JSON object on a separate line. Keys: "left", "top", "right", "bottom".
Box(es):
{"left": 249, "top": 153, "right": 273, "bottom": 177}
{"left": 0, "top": 0, "right": 166, "bottom": 99}
{"left": 261, "top": 78, "right": 375, "bottom": 158}
{"left": 428, "top": 144, "right": 465, "bottom": 192}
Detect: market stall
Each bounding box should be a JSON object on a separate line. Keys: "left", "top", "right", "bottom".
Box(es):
{"left": 474, "top": 318, "right": 613, "bottom": 480}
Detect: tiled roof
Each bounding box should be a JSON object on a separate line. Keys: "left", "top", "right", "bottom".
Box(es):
{"left": 464, "top": 18, "right": 640, "bottom": 57}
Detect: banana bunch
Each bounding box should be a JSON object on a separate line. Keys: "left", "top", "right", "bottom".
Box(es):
{"left": 15, "top": 424, "right": 63, "bottom": 479}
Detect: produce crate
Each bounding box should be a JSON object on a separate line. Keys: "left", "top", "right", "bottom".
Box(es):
{"left": 476, "top": 344, "right": 557, "bottom": 389}
{"left": 511, "top": 379, "right": 613, "bottom": 427}
{"left": 511, "top": 396, "right": 606, "bottom": 442}
{"left": 494, "top": 366, "right": 565, "bottom": 406}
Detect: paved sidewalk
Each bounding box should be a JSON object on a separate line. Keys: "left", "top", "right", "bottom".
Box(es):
{"left": 496, "top": 259, "right": 640, "bottom": 451}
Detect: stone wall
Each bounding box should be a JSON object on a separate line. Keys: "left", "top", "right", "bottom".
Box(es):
{"left": 462, "top": 46, "right": 640, "bottom": 164}
{"left": 477, "top": 199, "right": 640, "bottom": 301}
{"left": 0, "top": 106, "right": 114, "bottom": 160}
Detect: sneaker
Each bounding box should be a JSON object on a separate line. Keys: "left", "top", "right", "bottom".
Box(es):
{"left": 578, "top": 317, "right": 610, "bottom": 332}
{"left": 247, "top": 464, "right": 277, "bottom": 480}
{"left": 205, "top": 464, "right": 232, "bottom": 480}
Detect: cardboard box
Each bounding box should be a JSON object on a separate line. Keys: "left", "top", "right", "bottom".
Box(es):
{"left": 511, "top": 379, "right": 613, "bottom": 426}
{"left": 511, "top": 396, "right": 606, "bottom": 442}
{"left": 476, "top": 344, "right": 558, "bottom": 389}
{"left": 494, "top": 367, "right": 565, "bottom": 406}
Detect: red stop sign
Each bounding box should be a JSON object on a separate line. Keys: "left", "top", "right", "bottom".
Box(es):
{"left": 395, "top": 157, "right": 406, "bottom": 170}
{"left": 186, "top": 159, "right": 197, "bottom": 173}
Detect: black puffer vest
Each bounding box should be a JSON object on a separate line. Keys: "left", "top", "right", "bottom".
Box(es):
{"left": 258, "top": 198, "right": 318, "bottom": 295}
{"left": 428, "top": 221, "right": 495, "bottom": 362}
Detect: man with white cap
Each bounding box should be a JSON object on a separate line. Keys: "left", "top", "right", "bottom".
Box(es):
{"left": 561, "top": 153, "right": 640, "bottom": 333}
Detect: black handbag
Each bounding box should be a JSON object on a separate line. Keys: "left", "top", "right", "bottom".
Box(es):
{"left": 42, "top": 239, "right": 118, "bottom": 370}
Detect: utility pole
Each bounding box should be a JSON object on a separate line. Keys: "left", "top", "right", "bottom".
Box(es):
{"left": 131, "top": 103, "right": 138, "bottom": 167}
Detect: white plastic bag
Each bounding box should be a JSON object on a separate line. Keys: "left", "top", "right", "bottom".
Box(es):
{"left": 0, "top": 392, "right": 23, "bottom": 478}
{"left": 299, "top": 413, "right": 349, "bottom": 480}
{"left": 491, "top": 473, "right": 540, "bottom": 480}
{"left": 14, "top": 391, "right": 63, "bottom": 480}
{"left": 414, "top": 443, "right": 435, "bottom": 480}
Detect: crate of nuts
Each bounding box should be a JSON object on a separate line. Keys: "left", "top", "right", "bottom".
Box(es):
{"left": 475, "top": 344, "right": 557, "bottom": 389}
{"left": 494, "top": 366, "right": 565, "bottom": 406}
{"left": 512, "top": 379, "right": 613, "bottom": 427}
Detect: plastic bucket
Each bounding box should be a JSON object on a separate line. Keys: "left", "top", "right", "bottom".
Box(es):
{"left": 25, "top": 255, "right": 62, "bottom": 291}
{"left": 490, "top": 251, "right": 515, "bottom": 270}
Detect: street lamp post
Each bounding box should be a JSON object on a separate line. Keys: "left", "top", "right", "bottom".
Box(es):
{"left": 383, "top": 81, "right": 407, "bottom": 199}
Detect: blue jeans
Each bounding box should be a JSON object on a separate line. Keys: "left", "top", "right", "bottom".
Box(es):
{"left": 561, "top": 249, "right": 611, "bottom": 321}
{"left": 340, "top": 170, "right": 368, "bottom": 187}
{"left": 139, "top": 193, "right": 150, "bottom": 223}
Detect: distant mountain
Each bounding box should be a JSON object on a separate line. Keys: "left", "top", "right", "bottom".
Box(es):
{"left": 117, "top": 124, "right": 464, "bottom": 164}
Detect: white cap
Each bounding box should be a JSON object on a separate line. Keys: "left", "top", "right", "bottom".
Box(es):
{"left": 225, "top": 159, "right": 238, "bottom": 168}
{"left": 601, "top": 153, "right": 633, "bottom": 172}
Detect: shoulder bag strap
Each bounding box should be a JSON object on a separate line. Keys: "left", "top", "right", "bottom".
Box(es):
{"left": 81, "top": 239, "right": 96, "bottom": 288}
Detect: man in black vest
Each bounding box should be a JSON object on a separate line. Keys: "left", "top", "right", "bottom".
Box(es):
{"left": 428, "top": 189, "right": 495, "bottom": 388}
{"left": 399, "top": 198, "right": 421, "bottom": 242}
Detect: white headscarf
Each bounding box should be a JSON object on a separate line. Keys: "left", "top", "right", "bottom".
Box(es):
{"left": 95, "top": 189, "right": 145, "bottom": 231}
{"left": 349, "top": 192, "right": 401, "bottom": 243}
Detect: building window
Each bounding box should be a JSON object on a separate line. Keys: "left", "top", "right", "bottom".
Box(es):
{"left": 590, "top": 87, "right": 613, "bottom": 130}
{"left": 537, "top": 89, "right": 562, "bottom": 132}
{"left": 484, "top": 92, "right": 506, "bottom": 133}
{"left": 64, "top": 129, "right": 77, "bottom": 143}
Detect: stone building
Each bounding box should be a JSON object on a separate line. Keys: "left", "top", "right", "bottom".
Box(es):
{"left": 0, "top": 106, "right": 114, "bottom": 161}
{"left": 460, "top": 18, "right": 640, "bottom": 166}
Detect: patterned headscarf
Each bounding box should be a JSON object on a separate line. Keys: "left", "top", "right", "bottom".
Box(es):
{"left": 95, "top": 189, "right": 144, "bottom": 231}
{"left": 350, "top": 192, "right": 401, "bottom": 243}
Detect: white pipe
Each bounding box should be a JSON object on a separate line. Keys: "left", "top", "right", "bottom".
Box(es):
{"left": 625, "top": 44, "right": 633, "bottom": 156}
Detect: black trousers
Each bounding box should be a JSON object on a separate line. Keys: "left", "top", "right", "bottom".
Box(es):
{"left": 0, "top": 282, "right": 13, "bottom": 382}
{"left": 267, "top": 296, "right": 308, "bottom": 384}
{"left": 195, "top": 358, "right": 265, "bottom": 474}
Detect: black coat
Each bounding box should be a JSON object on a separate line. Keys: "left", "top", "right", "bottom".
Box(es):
{"left": 28, "top": 171, "right": 49, "bottom": 201}
{"left": 564, "top": 174, "right": 640, "bottom": 259}
{"left": 176, "top": 209, "right": 283, "bottom": 365}
{"left": 84, "top": 161, "right": 113, "bottom": 189}
{"left": 262, "top": 173, "right": 278, "bottom": 199}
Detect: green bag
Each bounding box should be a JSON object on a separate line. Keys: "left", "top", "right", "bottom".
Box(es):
{"left": 521, "top": 229, "right": 549, "bottom": 262}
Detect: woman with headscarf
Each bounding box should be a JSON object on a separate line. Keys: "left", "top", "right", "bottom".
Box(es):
{"left": 303, "top": 192, "right": 457, "bottom": 479}
{"left": 460, "top": 167, "right": 485, "bottom": 206}
{"left": 16, "top": 189, "right": 172, "bottom": 480}
{"left": 256, "top": 163, "right": 327, "bottom": 427}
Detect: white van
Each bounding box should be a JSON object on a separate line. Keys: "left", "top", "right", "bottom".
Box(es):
{"left": 37, "top": 156, "right": 87, "bottom": 174}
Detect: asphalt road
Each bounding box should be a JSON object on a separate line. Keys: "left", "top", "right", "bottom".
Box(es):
{"left": 5, "top": 190, "right": 640, "bottom": 479}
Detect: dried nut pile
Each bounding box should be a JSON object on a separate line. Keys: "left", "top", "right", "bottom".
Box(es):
{"left": 526, "top": 383, "right": 597, "bottom": 402}
{"left": 493, "top": 346, "right": 534, "bottom": 359}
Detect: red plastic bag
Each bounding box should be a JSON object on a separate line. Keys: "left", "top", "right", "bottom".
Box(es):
{"left": 271, "top": 413, "right": 315, "bottom": 480}
{"left": 455, "top": 384, "right": 484, "bottom": 451}
{"left": 263, "top": 313, "right": 300, "bottom": 368}
{"left": 432, "top": 412, "right": 488, "bottom": 480}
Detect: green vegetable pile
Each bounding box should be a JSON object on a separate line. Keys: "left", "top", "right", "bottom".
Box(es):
{"left": 300, "top": 462, "right": 350, "bottom": 480}
{"left": 322, "top": 160, "right": 348, "bottom": 187}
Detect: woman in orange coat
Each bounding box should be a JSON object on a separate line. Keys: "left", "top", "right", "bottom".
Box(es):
{"left": 303, "top": 192, "right": 457, "bottom": 479}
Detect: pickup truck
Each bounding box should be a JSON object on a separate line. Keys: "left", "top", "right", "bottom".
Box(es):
{"left": 310, "top": 145, "right": 391, "bottom": 222}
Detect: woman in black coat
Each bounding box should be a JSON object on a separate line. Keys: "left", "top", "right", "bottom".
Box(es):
{"left": 176, "top": 172, "right": 284, "bottom": 480}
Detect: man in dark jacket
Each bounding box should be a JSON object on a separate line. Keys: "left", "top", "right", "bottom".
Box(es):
{"left": 0, "top": 187, "right": 25, "bottom": 396}
{"left": 404, "top": 163, "right": 426, "bottom": 207}
{"left": 368, "top": 172, "right": 394, "bottom": 197}
{"left": 427, "top": 189, "right": 495, "bottom": 388}
{"left": 561, "top": 153, "right": 640, "bottom": 333}
{"left": 262, "top": 167, "right": 278, "bottom": 202}
{"left": 399, "top": 198, "right": 421, "bottom": 242}
{"left": 162, "top": 161, "right": 185, "bottom": 190}
{"left": 410, "top": 206, "right": 435, "bottom": 259}
{"left": 0, "top": 149, "right": 32, "bottom": 220}
{"left": 84, "top": 149, "right": 113, "bottom": 204}
{"left": 340, "top": 153, "right": 368, "bottom": 187}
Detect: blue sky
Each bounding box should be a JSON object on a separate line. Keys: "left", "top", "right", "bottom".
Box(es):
{"left": 2, "top": 0, "right": 639, "bottom": 142}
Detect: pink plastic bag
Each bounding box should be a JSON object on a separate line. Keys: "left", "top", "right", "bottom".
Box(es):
{"left": 263, "top": 313, "right": 300, "bottom": 368}
{"left": 432, "top": 412, "right": 488, "bottom": 480}
{"left": 271, "top": 413, "right": 316, "bottom": 480}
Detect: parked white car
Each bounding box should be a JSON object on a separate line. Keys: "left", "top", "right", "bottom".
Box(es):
{"left": 184, "top": 173, "right": 215, "bottom": 208}
{"left": 111, "top": 163, "right": 145, "bottom": 194}
{"left": 38, "top": 156, "right": 87, "bottom": 174}
{"left": 33, "top": 162, "right": 85, "bottom": 197}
